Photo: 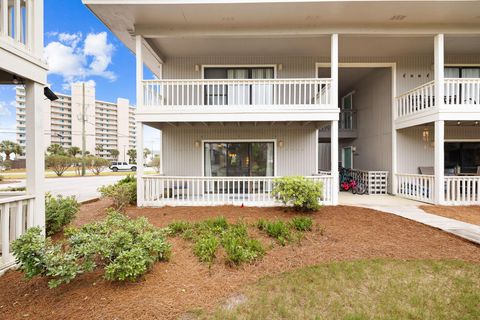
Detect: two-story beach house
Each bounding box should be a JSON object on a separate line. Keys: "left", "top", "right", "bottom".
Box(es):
{"left": 0, "top": 0, "right": 47, "bottom": 273}
{"left": 84, "top": 0, "right": 480, "bottom": 207}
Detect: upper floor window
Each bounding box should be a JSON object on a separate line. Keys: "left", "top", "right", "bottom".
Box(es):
{"left": 445, "top": 67, "right": 480, "bottom": 79}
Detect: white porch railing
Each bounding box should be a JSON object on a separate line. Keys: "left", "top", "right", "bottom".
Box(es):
{"left": 346, "top": 169, "right": 389, "bottom": 194}
{"left": 396, "top": 79, "right": 480, "bottom": 119}
{"left": 142, "top": 175, "right": 334, "bottom": 207}
{"left": 444, "top": 78, "right": 480, "bottom": 107}
{"left": 142, "top": 78, "right": 333, "bottom": 108}
{"left": 0, "top": 194, "right": 35, "bottom": 272}
{"left": 0, "top": 0, "right": 33, "bottom": 50}
{"left": 395, "top": 173, "right": 435, "bottom": 203}
{"left": 444, "top": 176, "right": 480, "bottom": 205}
{"left": 396, "top": 80, "right": 435, "bottom": 118}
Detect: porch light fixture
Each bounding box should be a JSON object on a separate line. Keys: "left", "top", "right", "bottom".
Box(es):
{"left": 194, "top": 140, "right": 201, "bottom": 148}
{"left": 475, "top": 121, "right": 479, "bottom": 126}
{"left": 278, "top": 140, "right": 284, "bottom": 148}
{"left": 195, "top": 65, "right": 200, "bottom": 72}
{"left": 278, "top": 64, "right": 283, "bottom": 71}
{"left": 422, "top": 127, "right": 430, "bottom": 147}
{"left": 457, "top": 121, "right": 462, "bottom": 126}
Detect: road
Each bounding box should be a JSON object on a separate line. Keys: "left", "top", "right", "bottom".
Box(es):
{"left": 1, "top": 175, "right": 126, "bottom": 202}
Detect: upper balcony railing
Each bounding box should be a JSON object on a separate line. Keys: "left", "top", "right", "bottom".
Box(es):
{"left": 142, "top": 78, "right": 333, "bottom": 109}
{"left": 396, "top": 78, "right": 480, "bottom": 119}
{"left": 0, "top": 0, "right": 33, "bottom": 52}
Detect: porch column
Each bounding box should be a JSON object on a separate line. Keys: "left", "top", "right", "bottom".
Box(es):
{"left": 330, "top": 34, "right": 339, "bottom": 205}
{"left": 434, "top": 120, "right": 444, "bottom": 204}
{"left": 434, "top": 34, "right": 444, "bottom": 110}
{"left": 136, "top": 35, "right": 145, "bottom": 205}
{"left": 25, "top": 81, "right": 45, "bottom": 230}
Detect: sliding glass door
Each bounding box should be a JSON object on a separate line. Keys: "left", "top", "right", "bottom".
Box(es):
{"left": 204, "top": 67, "right": 274, "bottom": 105}
{"left": 204, "top": 142, "right": 274, "bottom": 177}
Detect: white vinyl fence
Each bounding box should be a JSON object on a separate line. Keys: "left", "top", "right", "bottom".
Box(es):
{"left": 395, "top": 173, "right": 435, "bottom": 203}
{"left": 142, "top": 175, "right": 334, "bottom": 207}
{"left": 344, "top": 169, "right": 389, "bottom": 194}
{"left": 0, "top": 195, "right": 35, "bottom": 272}
{"left": 444, "top": 176, "right": 480, "bottom": 205}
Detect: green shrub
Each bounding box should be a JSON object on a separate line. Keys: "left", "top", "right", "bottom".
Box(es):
{"left": 272, "top": 176, "right": 323, "bottom": 212}
{"left": 257, "top": 219, "right": 292, "bottom": 246}
{"left": 45, "top": 192, "right": 80, "bottom": 235}
{"left": 193, "top": 233, "right": 219, "bottom": 265}
{"left": 86, "top": 156, "right": 110, "bottom": 175}
{"left": 222, "top": 223, "right": 265, "bottom": 265}
{"left": 194, "top": 216, "right": 229, "bottom": 236}
{"left": 167, "top": 220, "right": 192, "bottom": 236}
{"left": 99, "top": 176, "right": 137, "bottom": 210}
{"left": 12, "top": 210, "right": 171, "bottom": 288}
{"left": 45, "top": 154, "right": 73, "bottom": 176}
{"left": 290, "top": 217, "right": 313, "bottom": 232}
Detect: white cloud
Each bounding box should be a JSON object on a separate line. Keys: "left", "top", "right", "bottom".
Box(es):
{"left": 0, "top": 101, "right": 13, "bottom": 116}
{"left": 44, "top": 31, "right": 116, "bottom": 90}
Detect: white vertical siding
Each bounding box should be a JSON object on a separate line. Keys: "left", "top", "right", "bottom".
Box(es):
{"left": 162, "top": 125, "right": 318, "bottom": 176}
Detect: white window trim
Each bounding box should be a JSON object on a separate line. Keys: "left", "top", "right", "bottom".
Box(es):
{"left": 201, "top": 139, "right": 277, "bottom": 177}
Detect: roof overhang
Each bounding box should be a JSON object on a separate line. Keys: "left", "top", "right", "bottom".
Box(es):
{"left": 83, "top": 0, "right": 480, "bottom": 72}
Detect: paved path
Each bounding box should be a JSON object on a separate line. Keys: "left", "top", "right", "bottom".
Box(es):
{"left": 340, "top": 193, "right": 480, "bottom": 245}
{"left": 1, "top": 175, "right": 125, "bottom": 202}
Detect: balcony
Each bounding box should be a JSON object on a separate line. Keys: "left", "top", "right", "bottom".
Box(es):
{"left": 395, "top": 78, "right": 480, "bottom": 127}
{"left": 318, "top": 110, "right": 357, "bottom": 139}
{"left": 0, "top": 0, "right": 33, "bottom": 53}
{"left": 138, "top": 78, "right": 338, "bottom": 123}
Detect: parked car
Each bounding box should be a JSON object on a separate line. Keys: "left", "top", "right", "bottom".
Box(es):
{"left": 110, "top": 161, "right": 137, "bottom": 172}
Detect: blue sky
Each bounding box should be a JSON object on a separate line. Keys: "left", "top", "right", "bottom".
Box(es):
{"left": 0, "top": 0, "right": 158, "bottom": 151}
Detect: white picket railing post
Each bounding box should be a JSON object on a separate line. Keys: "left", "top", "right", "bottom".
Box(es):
{"left": 395, "top": 173, "right": 435, "bottom": 203}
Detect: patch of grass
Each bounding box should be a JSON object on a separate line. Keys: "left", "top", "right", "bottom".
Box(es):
{"left": 200, "top": 259, "right": 480, "bottom": 320}
{"left": 257, "top": 219, "right": 292, "bottom": 246}
{"left": 167, "top": 220, "right": 192, "bottom": 236}
{"left": 290, "top": 216, "right": 313, "bottom": 231}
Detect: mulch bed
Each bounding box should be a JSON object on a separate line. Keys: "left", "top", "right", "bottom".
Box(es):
{"left": 420, "top": 205, "right": 480, "bottom": 226}
{"left": 0, "top": 200, "right": 479, "bottom": 320}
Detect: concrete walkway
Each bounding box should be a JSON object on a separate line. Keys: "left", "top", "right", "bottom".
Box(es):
{"left": 339, "top": 193, "right": 480, "bottom": 245}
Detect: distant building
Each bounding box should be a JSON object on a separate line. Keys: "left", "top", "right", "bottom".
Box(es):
{"left": 16, "top": 82, "right": 136, "bottom": 160}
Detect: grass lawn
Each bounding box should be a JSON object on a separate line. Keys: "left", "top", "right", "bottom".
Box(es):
{"left": 200, "top": 259, "right": 480, "bottom": 320}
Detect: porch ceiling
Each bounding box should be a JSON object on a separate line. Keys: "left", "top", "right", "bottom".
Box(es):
{"left": 145, "top": 121, "right": 328, "bottom": 130}
{"left": 83, "top": 0, "right": 480, "bottom": 72}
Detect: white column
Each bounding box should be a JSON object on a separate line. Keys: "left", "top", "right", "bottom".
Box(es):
{"left": 391, "top": 128, "right": 398, "bottom": 195}
{"left": 136, "top": 35, "right": 145, "bottom": 205}
{"left": 25, "top": 81, "right": 45, "bottom": 230}
{"left": 32, "top": 0, "right": 43, "bottom": 56}
{"left": 434, "top": 120, "right": 444, "bottom": 204}
{"left": 434, "top": 34, "right": 444, "bottom": 110}
{"left": 330, "top": 34, "right": 339, "bottom": 205}
{"left": 315, "top": 129, "right": 319, "bottom": 174}
{"left": 159, "top": 129, "right": 163, "bottom": 174}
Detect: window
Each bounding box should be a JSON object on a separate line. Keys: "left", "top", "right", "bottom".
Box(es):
{"left": 445, "top": 142, "right": 480, "bottom": 173}
{"left": 445, "top": 67, "right": 480, "bottom": 79}
{"left": 204, "top": 142, "right": 274, "bottom": 177}
{"left": 203, "top": 67, "right": 275, "bottom": 105}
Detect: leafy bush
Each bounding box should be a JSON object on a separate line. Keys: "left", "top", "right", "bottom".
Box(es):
{"left": 86, "top": 156, "right": 110, "bottom": 175}
{"left": 291, "top": 217, "right": 313, "bottom": 232}
{"left": 193, "top": 233, "right": 219, "bottom": 265}
{"left": 45, "top": 193, "right": 80, "bottom": 235}
{"left": 12, "top": 210, "right": 171, "bottom": 288}
{"left": 167, "top": 221, "right": 192, "bottom": 236}
{"left": 222, "top": 223, "right": 265, "bottom": 265}
{"left": 45, "top": 155, "right": 73, "bottom": 176}
{"left": 99, "top": 175, "right": 137, "bottom": 210}
{"left": 257, "top": 219, "right": 292, "bottom": 246}
{"left": 272, "top": 176, "right": 323, "bottom": 212}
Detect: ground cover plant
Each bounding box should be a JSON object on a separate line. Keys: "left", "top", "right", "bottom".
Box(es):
{"left": 168, "top": 216, "right": 314, "bottom": 265}
{"left": 201, "top": 259, "right": 480, "bottom": 320}
{"left": 272, "top": 176, "right": 323, "bottom": 211}
{"left": 11, "top": 210, "right": 171, "bottom": 288}
{"left": 45, "top": 192, "right": 80, "bottom": 235}
{"left": 99, "top": 174, "right": 137, "bottom": 210}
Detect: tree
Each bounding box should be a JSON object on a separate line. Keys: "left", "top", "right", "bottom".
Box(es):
{"left": 67, "top": 146, "right": 81, "bottom": 157}
{"left": 0, "top": 140, "right": 23, "bottom": 160}
{"left": 95, "top": 145, "right": 104, "bottom": 156}
{"left": 45, "top": 155, "right": 73, "bottom": 177}
{"left": 149, "top": 155, "right": 161, "bottom": 173}
{"left": 127, "top": 149, "right": 137, "bottom": 164}
{"left": 109, "top": 149, "right": 120, "bottom": 160}
{"left": 86, "top": 156, "right": 110, "bottom": 175}
{"left": 47, "top": 144, "right": 65, "bottom": 156}
{"left": 143, "top": 148, "right": 151, "bottom": 159}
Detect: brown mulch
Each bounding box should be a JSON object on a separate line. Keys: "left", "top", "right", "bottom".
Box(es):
{"left": 0, "top": 202, "right": 479, "bottom": 320}
{"left": 420, "top": 205, "right": 480, "bottom": 226}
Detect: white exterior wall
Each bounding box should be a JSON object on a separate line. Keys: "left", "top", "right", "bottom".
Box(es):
{"left": 162, "top": 125, "right": 318, "bottom": 176}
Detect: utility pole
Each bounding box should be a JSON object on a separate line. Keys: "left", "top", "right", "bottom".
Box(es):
{"left": 81, "top": 82, "right": 86, "bottom": 176}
